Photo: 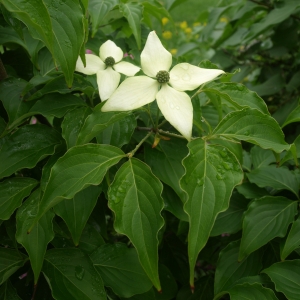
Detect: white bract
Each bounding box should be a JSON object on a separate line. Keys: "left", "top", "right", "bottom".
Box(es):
{"left": 101, "top": 31, "right": 224, "bottom": 140}
{"left": 75, "top": 40, "right": 140, "bottom": 101}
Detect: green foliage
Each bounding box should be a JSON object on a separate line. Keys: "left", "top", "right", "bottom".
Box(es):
{"left": 0, "top": 0, "right": 299, "bottom": 299}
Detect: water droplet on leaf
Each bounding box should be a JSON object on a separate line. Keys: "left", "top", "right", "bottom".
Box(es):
{"left": 75, "top": 266, "right": 85, "bottom": 280}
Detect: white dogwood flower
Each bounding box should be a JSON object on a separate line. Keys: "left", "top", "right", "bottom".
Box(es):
{"left": 101, "top": 31, "right": 224, "bottom": 140}
{"left": 75, "top": 40, "right": 140, "bottom": 101}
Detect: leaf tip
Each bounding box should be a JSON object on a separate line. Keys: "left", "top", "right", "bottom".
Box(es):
{"left": 190, "top": 285, "right": 195, "bottom": 294}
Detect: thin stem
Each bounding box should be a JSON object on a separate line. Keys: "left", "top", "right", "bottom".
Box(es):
{"left": 127, "top": 131, "right": 153, "bottom": 158}
{"left": 157, "top": 129, "right": 187, "bottom": 140}
{"left": 157, "top": 119, "right": 167, "bottom": 128}
{"left": 0, "top": 58, "right": 7, "bottom": 81}
{"left": 105, "top": 172, "right": 111, "bottom": 186}
{"left": 136, "top": 126, "right": 152, "bottom": 131}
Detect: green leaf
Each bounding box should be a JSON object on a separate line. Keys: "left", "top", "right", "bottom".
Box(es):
{"left": 245, "top": 1, "right": 300, "bottom": 41}
{"left": 62, "top": 106, "right": 92, "bottom": 148}
{"left": 43, "top": 248, "right": 106, "bottom": 300}
{"left": 90, "top": 243, "right": 152, "bottom": 298}
{"left": 0, "top": 78, "right": 33, "bottom": 127}
{"left": 88, "top": 0, "right": 118, "bottom": 37}
{"left": 212, "top": 108, "right": 290, "bottom": 153}
{"left": 0, "top": 177, "right": 38, "bottom": 220}
{"left": 227, "top": 283, "right": 278, "bottom": 300}
{"left": 28, "top": 93, "right": 87, "bottom": 117}
{"left": 16, "top": 189, "right": 54, "bottom": 284}
{"left": 281, "top": 216, "right": 300, "bottom": 260}
{"left": 30, "top": 144, "right": 125, "bottom": 228}
{"left": 250, "top": 146, "right": 276, "bottom": 169}
{"left": 263, "top": 260, "right": 300, "bottom": 300}
{"left": 282, "top": 105, "right": 300, "bottom": 128}
{"left": 180, "top": 139, "right": 243, "bottom": 287}
{"left": 164, "top": 0, "right": 189, "bottom": 11}
{"left": 239, "top": 196, "right": 297, "bottom": 261}
{"left": 119, "top": 3, "right": 143, "bottom": 49}
{"left": 214, "top": 240, "right": 263, "bottom": 295}
{"left": 54, "top": 185, "right": 102, "bottom": 246}
{"left": 0, "top": 247, "right": 28, "bottom": 285}
{"left": 0, "top": 26, "right": 26, "bottom": 49}
{"left": 246, "top": 165, "right": 299, "bottom": 198}
{"left": 26, "top": 74, "right": 94, "bottom": 101}
{"left": 1, "top": 0, "right": 86, "bottom": 87}
{"left": 0, "top": 125, "right": 62, "bottom": 179}
{"left": 96, "top": 114, "right": 136, "bottom": 148}
{"left": 210, "top": 192, "right": 249, "bottom": 236}
{"left": 144, "top": 139, "right": 188, "bottom": 199}
{"left": 108, "top": 158, "right": 164, "bottom": 291}
{"left": 204, "top": 83, "right": 269, "bottom": 114}
{"left": 236, "top": 182, "right": 269, "bottom": 199}
{"left": 77, "top": 105, "right": 132, "bottom": 145}
{"left": 0, "top": 280, "right": 21, "bottom": 300}
{"left": 162, "top": 184, "right": 188, "bottom": 222}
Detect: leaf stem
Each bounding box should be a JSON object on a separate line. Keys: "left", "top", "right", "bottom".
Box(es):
{"left": 127, "top": 131, "right": 153, "bottom": 158}
{"left": 158, "top": 129, "right": 187, "bottom": 140}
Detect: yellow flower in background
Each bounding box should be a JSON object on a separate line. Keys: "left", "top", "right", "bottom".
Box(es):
{"left": 193, "top": 22, "right": 201, "bottom": 27}
{"left": 162, "top": 31, "right": 172, "bottom": 39}
{"left": 185, "top": 27, "right": 192, "bottom": 34}
{"left": 179, "top": 21, "right": 188, "bottom": 29}
{"left": 162, "top": 17, "right": 169, "bottom": 25}
{"left": 170, "top": 49, "right": 177, "bottom": 55}
{"left": 220, "top": 17, "right": 229, "bottom": 23}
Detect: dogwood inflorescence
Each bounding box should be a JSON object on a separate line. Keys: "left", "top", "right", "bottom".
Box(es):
{"left": 75, "top": 40, "right": 140, "bottom": 101}
{"left": 77, "top": 31, "right": 224, "bottom": 140}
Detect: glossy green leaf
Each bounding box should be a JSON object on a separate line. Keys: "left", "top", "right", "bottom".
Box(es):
{"left": 251, "top": 146, "right": 276, "bottom": 169}
{"left": 96, "top": 114, "right": 136, "bottom": 148}
{"left": 28, "top": 93, "right": 87, "bottom": 117}
{"left": 0, "top": 26, "right": 26, "bottom": 48}
{"left": 204, "top": 82, "right": 269, "bottom": 114}
{"left": 0, "top": 247, "right": 28, "bottom": 285}
{"left": 247, "top": 165, "right": 299, "bottom": 198}
{"left": 214, "top": 240, "right": 263, "bottom": 295}
{"left": 282, "top": 105, "right": 300, "bottom": 128}
{"left": 0, "top": 177, "right": 37, "bottom": 220}
{"left": 212, "top": 108, "right": 290, "bottom": 153}
{"left": 0, "top": 280, "right": 21, "bottom": 300}
{"left": 26, "top": 74, "right": 94, "bottom": 101}
{"left": 120, "top": 3, "right": 143, "bottom": 49}
{"left": 90, "top": 243, "right": 152, "bottom": 298}
{"left": 144, "top": 139, "right": 188, "bottom": 199}
{"left": 210, "top": 192, "right": 248, "bottom": 236}
{"left": 239, "top": 196, "right": 297, "bottom": 261}
{"left": 164, "top": 0, "right": 189, "bottom": 11}
{"left": 180, "top": 139, "right": 243, "bottom": 287}
{"left": 30, "top": 144, "right": 125, "bottom": 228}
{"left": 89, "top": 0, "right": 118, "bottom": 37}
{"left": 263, "top": 260, "right": 300, "bottom": 300}
{"left": 16, "top": 189, "right": 54, "bottom": 284}
{"left": 236, "top": 182, "right": 269, "bottom": 199}
{"left": 281, "top": 216, "right": 300, "bottom": 260}
{"left": 227, "top": 283, "right": 278, "bottom": 300}
{"left": 0, "top": 78, "right": 33, "bottom": 126}
{"left": 108, "top": 158, "right": 164, "bottom": 291}
{"left": 0, "top": 124, "right": 62, "bottom": 178}
{"left": 77, "top": 104, "right": 132, "bottom": 145}
{"left": 43, "top": 248, "right": 106, "bottom": 300}
{"left": 62, "top": 106, "right": 92, "bottom": 148}
{"left": 1, "top": 0, "right": 86, "bottom": 87}
{"left": 54, "top": 185, "right": 102, "bottom": 246}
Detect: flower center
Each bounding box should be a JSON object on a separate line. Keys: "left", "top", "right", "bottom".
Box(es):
{"left": 156, "top": 70, "right": 170, "bottom": 83}
{"left": 104, "top": 56, "right": 115, "bottom": 67}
